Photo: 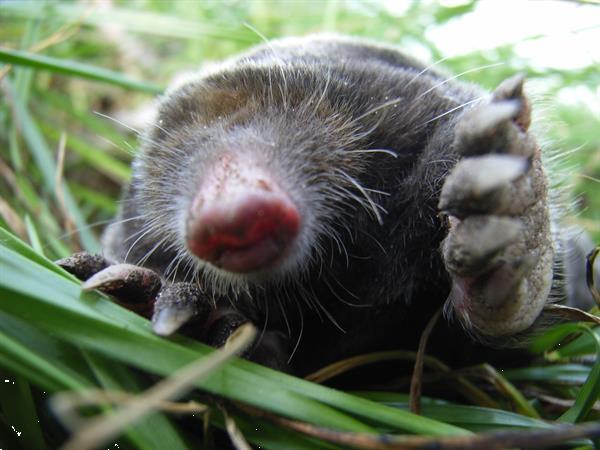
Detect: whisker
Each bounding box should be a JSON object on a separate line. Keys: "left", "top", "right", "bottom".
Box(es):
{"left": 276, "top": 293, "right": 292, "bottom": 339}
{"left": 314, "top": 68, "right": 332, "bottom": 113}
{"left": 135, "top": 235, "right": 171, "bottom": 267}
{"left": 287, "top": 299, "right": 304, "bottom": 363}
{"left": 346, "top": 148, "right": 398, "bottom": 158}
{"left": 123, "top": 214, "right": 167, "bottom": 243}
{"left": 359, "top": 228, "right": 388, "bottom": 256}
{"left": 152, "top": 121, "right": 177, "bottom": 139}
{"left": 96, "top": 135, "right": 136, "bottom": 157}
{"left": 405, "top": 55, "right": 450, "bottom": 86}
{"left": 415, "top": 63, "right": 504, "bottom": 100}
{"left": 322, "top": 276, "right": 367, "bottom": 308}
{"left": 421, "top": 96, "right": 483, "bottom": 126}
{"left": 93, "top": 111, "right": 141, "bottom": 135}
{"left": 166, "top": 248, "right": 189, "bottom": 282}
{"left": 256, "top": 296, "right": 270, "bottom": 349}
{"left": 315, "top": 297, "right": 346, "bottom": 333}
{"left": 55, "top": 215, "right": 143, "bottom": 242}
{"left": 243, "top": 22, "right": 289, "bottom": 109}
{"left": 353, "top": 96, "right": 403, "bottom": 123}
{"left": 362, "top": 186, "right": 391, "bottom": 197}
{"left": 335, "top": 169, "right": 386, "bottom": 224}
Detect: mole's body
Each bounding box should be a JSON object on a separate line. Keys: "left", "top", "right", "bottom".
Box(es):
{"left": 64, "top": 36, "right": 561, "bottom": 374}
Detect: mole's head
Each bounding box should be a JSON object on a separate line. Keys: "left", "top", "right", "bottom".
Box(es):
{"left": 129, "top": 38, "right": 430, "bottom": 292}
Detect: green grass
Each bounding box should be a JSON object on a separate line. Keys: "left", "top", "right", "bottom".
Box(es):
{"left": 1, "top": 1, "right": 599, "bottom": 449}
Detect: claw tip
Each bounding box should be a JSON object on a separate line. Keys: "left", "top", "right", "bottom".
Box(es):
{"left": 152, "top": 307, "right": 196, "bottom": 336}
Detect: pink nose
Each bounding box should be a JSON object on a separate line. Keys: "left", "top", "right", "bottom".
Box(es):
{"left": 186, "top": 168, "right": 300, "bottom": 273}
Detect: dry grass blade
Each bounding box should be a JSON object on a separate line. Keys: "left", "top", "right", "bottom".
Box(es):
{"left": 236, "top": 404, "right": 600, "bottom": 450}
{"left": 304, "top": 350, "right": 443, "bottom": 384}
{"left": 305, "top": 349, "right": 498, "bottom": 409}
{"left": 543, "top": 304, "right": 600, "bottom": 325}
{"left": 536, "top": 393, "right": 600, "bottom": 412}
{"left": 221, "top": 405, "right": 253, "bottom": 450}
{"left": 54, "top": 132, "right": 80, "bottom": 250}
{"left": 57, "top": 323, "right": 257, "bottom": 450}
{"left": 0, "top": 196, "right": 27, "bottom": 239}
{"left": 459, "top": 364, "right": 540, "bottom": 418}
{"left": 52, "top": 389, "right": 207, "bottom": 430}
{"left": 409, "top": 307, "right": 442, "bottom": 414}
{"left": 543, "top": 246, "right": 599, "bottom": 323}
{"left": 0, "top": 15, "right": 84, "bottom": 80}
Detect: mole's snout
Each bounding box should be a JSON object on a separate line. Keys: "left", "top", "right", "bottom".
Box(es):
{"left": 186, "top": 159, "right": 300, "bottom": 273}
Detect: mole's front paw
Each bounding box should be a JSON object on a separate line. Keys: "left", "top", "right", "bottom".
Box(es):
{"left": 439, "top": 75, "right": 554, "bottom": 338}
{"left": 57, "top": 252, "right": 210, "bottom": 334}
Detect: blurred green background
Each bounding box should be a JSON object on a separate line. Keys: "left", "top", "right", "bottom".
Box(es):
{"left": 0, "top": 0, "right": 598, "bottom": 255}
{"left": 1, "top": 2, "right": 599, "bottom": 449}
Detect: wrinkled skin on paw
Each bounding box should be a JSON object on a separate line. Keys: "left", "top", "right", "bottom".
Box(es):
{"left": 59, "top": 36, "right": 562, "bottom": 374}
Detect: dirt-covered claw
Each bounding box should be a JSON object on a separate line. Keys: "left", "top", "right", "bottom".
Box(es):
{"left": 492, "top": 73, "right": 531, "bottom": 131}
{"left": 56, "top": 252, "right": 111, "bottom": 281}
{"left": 442, "top": 216, "right": 522, "bottom": 277}
{"left": 455, "top": 100, "right": 521, "bottom": 155}
{"left": 152, "top": 283, "right": 208, "bottom": 336}
{"left": 447, "top": 247, "right": 550, "bottom": 336}
{"left": 474, "top": 252, "right": 538, "bottom": 308}
{"left": 439, "top": 154, "right": 530, "bottom": 217}
{"left": 492, "top": 73, "right": 525, "bottom": 101}
{"left": 453, "top": 79, "right": 535, "bottom": 158}
{"left": 82, "top": 263, "right": 162, "bottom": 309}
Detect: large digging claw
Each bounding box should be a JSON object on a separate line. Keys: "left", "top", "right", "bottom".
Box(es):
{"left": 492, "top": 73, "right": 531, "bottom": 131}
{"left": 439, "top": 154, "right": 530, "bottom": 217}
{"left": 152, "top": 283, "right": 207, "bottom": 336}
{"left": 442, "top": 216, "right": 522, "bottom": 277}
{"left": 82, "top": 263, "right": 162, "bottom": 313}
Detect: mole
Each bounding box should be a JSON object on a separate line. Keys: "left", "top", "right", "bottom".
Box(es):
{"left": 59, "top": 35, "right": 568, "bottom": 375}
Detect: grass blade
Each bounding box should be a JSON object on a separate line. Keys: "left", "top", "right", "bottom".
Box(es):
{"left": 6, "top": 80, "right": 100, "bottom": 251}
{"left": 0, "top": 227, "right": 470, "bottom": 439}
{"left": 0, "top": 48, "right": 163, "bottom": 94}
{"left": 1, "top": 1, "right": 254, "bottom": 43}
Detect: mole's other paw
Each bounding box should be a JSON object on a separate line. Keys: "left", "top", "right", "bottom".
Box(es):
{"left": 439, "top": 75, "right": 554, "bottom": 338}
{"left": 58, "top": 253, "right": 219, "bottom": 338}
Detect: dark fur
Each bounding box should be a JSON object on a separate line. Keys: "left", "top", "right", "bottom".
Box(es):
{"left": 104, "top": 36, "right": 539, "bottom": 374}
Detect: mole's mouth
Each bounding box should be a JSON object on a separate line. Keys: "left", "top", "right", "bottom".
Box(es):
{"left": 212, "top": 236, "right": 286, "bottom": 273}
{"left": 185, "top": 161, "right": 300, "bottom": 273}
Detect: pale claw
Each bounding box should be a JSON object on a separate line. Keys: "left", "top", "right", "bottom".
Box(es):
{"left": 439, "top": 154, "right": 529, "bottom": 217}
{"left": 152, "top": 283, "right": 205, "bottom": 336}
{"left": 81, "top": 263, "right": 162, "bottom": 307}
{"left": 442, "top": 216, "right": 522, "bottom": 277}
